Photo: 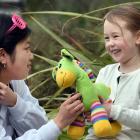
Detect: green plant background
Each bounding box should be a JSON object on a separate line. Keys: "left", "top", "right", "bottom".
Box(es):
{"left": 21, "top": 1, "right": 140, "bottom": 139}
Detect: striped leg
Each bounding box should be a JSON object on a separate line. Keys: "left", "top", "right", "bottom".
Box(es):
{"left": 90, "top": 101, "right": 112, "bottom": 137}
{"left": 67, "top": 113, "right": 85, "bottom": 139}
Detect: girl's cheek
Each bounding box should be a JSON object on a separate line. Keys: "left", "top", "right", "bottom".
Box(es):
{"left": 105, "top": 45, "right": 109, "bottom": 51}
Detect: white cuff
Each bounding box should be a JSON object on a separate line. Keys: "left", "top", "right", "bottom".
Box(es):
{"left": 38, "top": 120, "right": 61, "bottom": 140}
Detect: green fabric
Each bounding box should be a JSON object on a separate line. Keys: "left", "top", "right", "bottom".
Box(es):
{"left": 53, "top": 49, "right": 110, "bottom": 110}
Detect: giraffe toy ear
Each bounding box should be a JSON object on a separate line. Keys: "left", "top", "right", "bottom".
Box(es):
{"left": 61, "top": 49, "right": 74, "bottom": 61}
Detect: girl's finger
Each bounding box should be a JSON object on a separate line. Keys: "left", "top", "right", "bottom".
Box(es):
{"left": 0, "top": 95, "right": 4, "bottom": 100}
{"left": 98, "top": 95, "right": 105, "bottom": 103}
{"left": 106, "top": 99, "right": 112, "bottom": 103}
{"left": 73, "top": 103, "right": 84, "bottom": 112}
{"left": 67, "top": 100, "right": 81, "bottom": 110}
{"left": 0, "top": 82, "right": 7, "bottom": 89}
{"left": 0, "top": 89, "right": 5, "bottom": 96}
{"left": 65, "top": 93, "right": 81, "bottom": 104}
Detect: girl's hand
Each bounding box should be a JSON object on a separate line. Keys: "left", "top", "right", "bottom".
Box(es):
{"left": 0, "top": 82, "right": 17, "bottom": 107}
{"left": 103, "top": 101, "right": 112, "bottom": 116}
{"left": 54, "top": 93, "right": 84, "bottom": 130}
{"left": 98, "top": 95, "right": 112, "bottom": 116}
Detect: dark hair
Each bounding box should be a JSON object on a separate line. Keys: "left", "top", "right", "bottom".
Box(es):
{"left": 0, "top": 13, "right": 31, "bottom": 55}
{"left": 104, "top": 4, "right": 140, "bottom": 33}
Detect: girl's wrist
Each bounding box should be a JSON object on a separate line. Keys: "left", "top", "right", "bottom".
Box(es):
{"left": 9, "top": 93, "right": 17, "bottom": 107}
{"left": 54, "top": 115, "right": 65, "bottom": 130}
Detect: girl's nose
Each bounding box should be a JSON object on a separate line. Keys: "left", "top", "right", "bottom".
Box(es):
{"left": 30, "top": 52, "right": 34, "bottom": 60}
{"left": 106, "top": 39, "right": 115, "bottom": 48}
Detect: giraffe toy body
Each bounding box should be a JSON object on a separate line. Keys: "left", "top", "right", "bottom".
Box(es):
{"left": 52, "top": 49, "right": 121, "bottom": 139}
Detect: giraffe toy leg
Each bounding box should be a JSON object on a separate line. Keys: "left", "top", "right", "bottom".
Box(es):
{"left": 90, "top": 101, "right": 112, "bottom": 137}
{"left": 67, "top": 113, "right": 85, "bottom": 139}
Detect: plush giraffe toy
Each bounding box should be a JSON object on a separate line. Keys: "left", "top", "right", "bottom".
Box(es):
{"left": 52, "top": 49, "right": 121, "bottom": 139}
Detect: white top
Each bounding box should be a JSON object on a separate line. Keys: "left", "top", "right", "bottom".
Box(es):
{"left": 0, "top": 80, "right": 61, "bottom": 140}
{"left": 86, "top": 63, "right": 140, "bottom": 140}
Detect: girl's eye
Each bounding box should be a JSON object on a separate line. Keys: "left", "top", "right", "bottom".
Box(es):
{"left": 25, "top": 47, "right": 32, "bottom": 53}
{"left": 104, "top": 36, "right": 109, "bottom": 40}
{"left": 25, "top": 47, "right": 31, "bottom": 51}
{"left": 113, "top": 35, "right": 119, "bottom": 38}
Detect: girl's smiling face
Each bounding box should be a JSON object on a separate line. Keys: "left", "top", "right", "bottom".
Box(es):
{"left": 104, "top": 18, "right": 138, "bottom": 65}
{"left": 6, "top": 36, "right": 33, "bottom": 80}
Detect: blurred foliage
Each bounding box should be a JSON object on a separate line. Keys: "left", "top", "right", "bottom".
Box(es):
{"left": 20, "top": 0, "right": 140, "bottom": 139}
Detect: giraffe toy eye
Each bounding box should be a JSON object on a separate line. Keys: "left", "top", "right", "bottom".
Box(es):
{"left": 59, "top": 64, "right": 62, "bottom": 68}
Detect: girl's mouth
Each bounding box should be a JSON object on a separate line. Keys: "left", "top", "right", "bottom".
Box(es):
{"left": 111, "top": 49, "right": 121, "bottom": 54}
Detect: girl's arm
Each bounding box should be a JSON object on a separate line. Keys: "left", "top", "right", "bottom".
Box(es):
{"left": 0, "top": 120, "right": 61, "bottom": 140}
{"left": 110, "top": 104, "right": 140, "bottom": 130}
{"left": 8, "top": 80, "right": 47, "bottom": 136}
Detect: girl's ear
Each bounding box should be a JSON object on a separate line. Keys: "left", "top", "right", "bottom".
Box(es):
{"left": 0, "top": 48, "right": 7, "bottom": 64}
{"left": 135, "top": 30, "right": 140, "bottom": 45}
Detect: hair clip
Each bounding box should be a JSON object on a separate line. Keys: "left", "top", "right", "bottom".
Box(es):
{"left": 6, "top": 13, "right": 27, "bottom": 34}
